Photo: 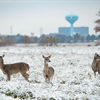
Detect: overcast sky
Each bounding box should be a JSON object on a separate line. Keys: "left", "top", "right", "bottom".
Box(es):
{"left": 0, "top": 0, "right": 100, "bottom": 37}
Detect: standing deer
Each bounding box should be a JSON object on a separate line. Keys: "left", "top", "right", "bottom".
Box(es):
{"left": 0, "top": 54, "right": 29, "bottom": 81}
{"left": 91, "top": 53, "right": 100, "bottom": 77}
{"left": 42, "top": 55, "right": 54, "bottom": 84}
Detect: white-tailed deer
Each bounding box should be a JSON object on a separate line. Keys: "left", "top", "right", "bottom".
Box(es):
{"left": 91, "top": 53, "right": 100, "bottom": 77}
{"left": 0, "top": 54, "right": 29, "bottom": 81}
{"left": 42, "top": 55, "right": 54, "bottom": 84}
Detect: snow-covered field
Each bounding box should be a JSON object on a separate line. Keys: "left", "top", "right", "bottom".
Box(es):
{"left": 0, "top": 44, "right": 100, "bottom": 100}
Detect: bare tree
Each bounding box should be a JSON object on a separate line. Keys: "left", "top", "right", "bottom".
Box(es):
{"left": 22, "top": 36, "right": 34, "bottom": 46}
{"left": 94, "top": 10, "right": 100, "bottom": 33}
{"left": 38, "top": 36, "right": 57, "bottom": 46}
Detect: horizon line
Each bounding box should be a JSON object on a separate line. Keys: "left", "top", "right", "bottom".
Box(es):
{"left": 0, "top": 0, "right": 100, "bottom": 2}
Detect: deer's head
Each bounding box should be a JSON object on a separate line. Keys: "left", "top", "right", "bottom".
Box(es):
{"left": 0, "top": 54, "right": 5, "bottom": 66}
{"left": 0, "top": 54, "right": 5, "bottom": 59}
{"left": 94, "top": 53, "right": 100, "bottom": 60}
{"left": 42, "top": 55, "right": 51, "bottom": 63}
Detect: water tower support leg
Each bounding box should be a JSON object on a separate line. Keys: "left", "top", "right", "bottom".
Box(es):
{"left": 70, "top": 24, "right": 73, "bottom": 37}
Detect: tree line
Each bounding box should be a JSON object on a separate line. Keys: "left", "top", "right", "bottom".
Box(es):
{"left": 0, "top": 32, "right": 100, "bottom": 46}
{"left": 0, "top": 33, "right": 100, "bottom": 45}
{"left": 0, "top": 36, "right": 16, "bottom": 46}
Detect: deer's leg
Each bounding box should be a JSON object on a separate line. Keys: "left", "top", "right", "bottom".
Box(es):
{"left": 45, "top": 77, "right": 48, "bottom": 83}
{"left": 98, "top": 71, "right": 100, "bottom": 74}
{"left": 98, "top": 68, "right": 100, "bottom": 74}
{"left": 25, "top": 73, "right": 29, "bottom": 82}
{"left": 21, "top": 72, "right": 29, "bottom": 82}
{"left": 25, "top": 73, "right": 29, "bottom": 78}
{"left": 43, "top": 72, "right": 45, "bottom": 78}
{"left": 7, "top": 74, "right": 10, "bottom": 81}
{"left": 25, "top": 73, "right": 29, "bottom": 81}
{"left": 48, "top": 76, "right": 51, "bottom": 84}
{"left": 50, "top": 77, "right": 53, "bottom": 85}
{"left": 50, "top": 76, "right": 53, "bottom": 81}
{"left": 94, "top": 71, "right": 96, "bottom": 78}
{"left": 43, "top": 73, "right": 47, "bottom": 82}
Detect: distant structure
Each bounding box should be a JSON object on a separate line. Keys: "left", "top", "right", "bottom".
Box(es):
{"left": 65, "top": 13, "right": 78, "bottom": 36}
{"left": 49, "top": 26, "right": 89, "bottom": 37}
{"left": 10, "top": 26, "right": 12, "bottom": 35}
{"left": 49, "top": 13, "right": 89, "bottom": 37}
{"left": 40, "top": 27, "right": 43, "bottom": 36}
{"left": 59, "top": 27, "right": 89, "bottom": 36}
{"left": 31, "top": 33, "right": 34, "bottom": 38}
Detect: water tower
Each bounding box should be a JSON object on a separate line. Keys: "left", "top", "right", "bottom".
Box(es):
{"left": 65, "top": 13, "right": 78, "bottom": 36}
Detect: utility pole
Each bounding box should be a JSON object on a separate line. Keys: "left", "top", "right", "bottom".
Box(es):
{"left": 40, "top": 27, "right": 43, "bottom": 36}
{"left": 10, "top": 26, "right": 12, "bottom": 35}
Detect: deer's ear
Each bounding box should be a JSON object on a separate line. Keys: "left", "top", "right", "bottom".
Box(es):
{"left": 48, "top": 55, "right": 51, "bottom": 58}
{"left": 95, "top": 53, "right": 100, "bottom": 56}
{"left": 2, "top": 54, "right": 5, "bottom": 58}
{"left": 95, "top": 53, "right": 97, "bottom": 55}
{"left": 42, "top": 55, "right": 44, "bottom": 58}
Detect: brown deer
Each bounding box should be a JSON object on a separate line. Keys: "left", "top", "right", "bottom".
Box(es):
{"left": 91, "top": 53, "right": 100, "bottom": 77}
{"left": 42, "top": 55, "right": 54, "bottom": 84}
{"left": 0, "top": 54, "right": 29, "bottom": 81}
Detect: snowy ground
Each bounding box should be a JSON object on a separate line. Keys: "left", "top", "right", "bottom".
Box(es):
{"left": 0, "top": 44, "right": 100, "bottom": 100}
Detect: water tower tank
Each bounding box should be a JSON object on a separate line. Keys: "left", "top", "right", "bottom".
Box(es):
{"left": 65, "top": 13, "right": 78, "bottom": 36}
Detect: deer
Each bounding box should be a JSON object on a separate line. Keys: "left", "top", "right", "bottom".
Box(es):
{"left": 91, "top": 53, "right": 100, "bottom": 77}
{"left": 0, "top": 54, "right": 29, "bottom": 81}
{"left": 42, "top": 55, "right": 54, "bottom": 84}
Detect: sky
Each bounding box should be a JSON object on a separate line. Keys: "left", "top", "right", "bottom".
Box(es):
{"left": 0, "top": 0, "right": 100, "bottom": 37}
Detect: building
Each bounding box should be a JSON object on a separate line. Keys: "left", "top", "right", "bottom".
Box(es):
{"left": 58, "top": 27, "right": 89, "bottom": 36}
{"left": 59, "top": 27, "right": 70, "bottom": 36}
{"left": 49, "top": 33, "right": 58, "bottom": 36}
